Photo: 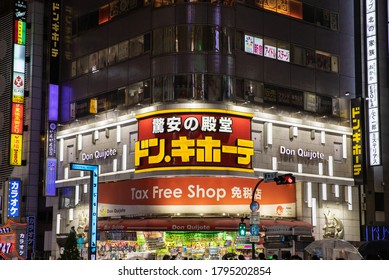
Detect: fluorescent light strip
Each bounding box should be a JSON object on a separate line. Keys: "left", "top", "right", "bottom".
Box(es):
{"left": 311, "top": 198, "right": 317, "bottom": 226}
{"left": 253, "top": 116, "right": 352, "bottom": 136}
{"left": 322, "top": 183, "right": 327, "bottom": 200}
{"left": 348, "top": 186, "right": 352, "bottom": 210}
{"left": 56, "top": 214, "right": 61, "bottom": 234}
{"left": 57, "top": 118, "right": 136, "bottom": 139}
{"left": 307, "top": 182, "right": 312, "bottom": 208}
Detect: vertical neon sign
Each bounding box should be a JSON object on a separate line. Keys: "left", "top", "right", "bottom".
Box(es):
{"left": 70, "top": 163, "right": 99, "bottom": 260}
{"left": 10, "top": 0, "right": 27, "bottom": 166}
{"left": 366, "top": 0, "right": 381, "bottom": 166}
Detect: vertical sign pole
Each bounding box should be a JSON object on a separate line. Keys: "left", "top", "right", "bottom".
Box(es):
{"left": 70, "top": 163, "right": 98, "bottom": 260}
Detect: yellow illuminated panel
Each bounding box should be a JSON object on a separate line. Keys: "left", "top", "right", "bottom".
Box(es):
{"left": 10, "top": 134, "right": 23, "bottom": 166}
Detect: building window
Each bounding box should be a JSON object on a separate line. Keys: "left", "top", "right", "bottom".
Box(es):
{"left": 316, "top": 51, "right": 331, "bottom": 72}
{"left": 277, "top": 41, "right": 290, "bottom": 62}
{"left": 58, "top": 186, "right": 75, "bottom": 209}
{"left": 256, "top": 0, "right": 303, "bottom": 20}
{"left": 263, "top": 37, "right": 277, "bottom": 59}
{"left": 118, "top": 40, "right": 129, "bottom": 61}
{"left": 108, "top": 44, "right": 118, "bottom": 65}
{"left": 76, "top": 55, "right": 89, "bottom": 75}
{"left": 375, "top": 192, "right": 385, "bottom": 212}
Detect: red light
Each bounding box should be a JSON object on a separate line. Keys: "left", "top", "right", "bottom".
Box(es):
{"left": 285, "top": 176, "right": 293, "bottom": 183}
{"left": 275, "top": 174, "right": 295, "bottom": 185}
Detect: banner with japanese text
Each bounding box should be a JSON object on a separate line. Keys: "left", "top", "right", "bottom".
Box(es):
{"left": 135, "top": 109, "right": 254, "bottom": 173}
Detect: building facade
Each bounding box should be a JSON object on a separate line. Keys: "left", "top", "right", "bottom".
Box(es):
{"left": 47, "top": 0, "right": 361, "bottom": 260}
{"left": 9, "top": 0, "right": 389, "bottom": 260}
{"left": 0, "top": 0, "right": 52, "bottom": 260}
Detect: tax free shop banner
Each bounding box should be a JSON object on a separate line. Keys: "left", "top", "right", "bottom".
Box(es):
{"left": 98, "top": 177, "right": 296, "bottom": 218}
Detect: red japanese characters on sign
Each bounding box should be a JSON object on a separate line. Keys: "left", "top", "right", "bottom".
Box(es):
{"left": 135, "top": 109, "right": 254, "bottom": 173}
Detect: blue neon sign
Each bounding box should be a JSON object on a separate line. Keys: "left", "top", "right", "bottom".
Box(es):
{"left": 8, "top": 179, "right": 21, "bottom": 217}
{"left": 70, "top": 163, "right": 99, "bottom": 260}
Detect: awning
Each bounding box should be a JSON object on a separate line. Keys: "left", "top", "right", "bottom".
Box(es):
{"left": 92, "top": 218, "right": 312, "bottom": 233}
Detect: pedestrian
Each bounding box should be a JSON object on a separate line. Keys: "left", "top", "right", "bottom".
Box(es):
{"left": 290, "top": 254, "right": 302, "bottom": 260}
{"left": 258, "top": 253, "right": 266, "bottom": 260}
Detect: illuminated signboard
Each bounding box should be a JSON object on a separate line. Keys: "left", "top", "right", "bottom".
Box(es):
{"left": 45, "top": 158, "right": 57, "bottom": 196}
{"left": 135, "top": 109, "right": 254, "bottom": 173}
{"left": 8, "top": 179, "right": 21, "bottom": 218}
{"left": 10, "top": 134, "right": 23, "bottom": 166}
{"left": 364, "top": 225, "right": 389, "bottom": 241}
{"left": 245, "top": 35, "right": 263, "bottom": 56}
{"left": 70, "top": 163, "right": 99, "bottom": 260}
{"left": 10, "top": 0, "right": 27, "bottom": 166}
{"left": 49, "top": 0, "right": 61, "bottom": 84}
{"left": 47, "top": 122, "right": 57, "bottom": 157}
{"left": 50, "top": 1, "right": 60, "bottom": 59}
{"left": 14, "top": 18, "right": 26, "bottom": 44}
{"left": 26, "top": 216, "right": 36, "bottom": 259}
{"left": 0, "top": 219, "right": 27, "bottom": 260}
{"left": 245, "top": 34, "right": 289, "bottom": 62}
{"left": 366, "top": 0, "right": 381, "bottom": 166}
{"left": 351, "top": 98, "right": 365, "bottom": 185}
{"left": 98, "top": 177, "right": 296, "bottom": 218}
{"left": 11, "top": 103, "right": 24, "bottom": 134}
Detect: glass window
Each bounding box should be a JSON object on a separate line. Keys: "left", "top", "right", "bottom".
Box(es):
{"left": 222, "top": 75, "right": 234, "bottom": 101}
{"left": 316, "top": 51, "right": 331, "bottom": 72}
{"left": 98, "top": 4, "right": 110, "bottom": 25}
{"left": 192, "top": 25, "right": 206, "bottom": 52}
{"left": 302, "top": 3, "right": 315, "bottom": 24}
{"left": 375, "top": 193, "right": 385, "bottom": 211}
{"left": 331, "top": 55, "right": 339, "bottom": 73}
{"left": 118, "top": 40, "right": 129, "bottom": 61}
{"left": 304, "top": 92, "right": 317, "bottom": 112}
{"left": 315, "top": 8, "right": 332, "bottom": 29}
{"left": 192, "top": 74, "right": 205, "bottom": 100}
{"left": 152, "top": 77, "right": 163, "bottom": 103}
{"left": 174, "top": 75, "right": 193, "bottom": 99}
{"left": 58, "top": 186, "right": 75, "bottom": 209}
{"left": 330, "top": 12, "right": 338, "bottom": 31}
{"left": 264, "top": 37, "right": 277, "bottom": 59}
{"left": 127, "top": 81, "right": 146, "bottom": 105}
{"left": 98, "top": 48, "right": 108, "bottom": 68}
{"left": 89, "top": 52, "right": 98, "bottom": 71}
{"left": 276, "top": 0, "right": 290, "bottom": 15}
{"left": 153, "top": 28, "right": 164, "bottom": 55}
{"left": 289, "top": 0, "right": 303, "bottom": 19}
{"left": 305, "top": 49, "right": 316, "bottom": 68}
{"left": 244, "top": 80, "right": 263, "bottom": 103}
{"left": 162, "top": 76, "right": 174, "bottom": 102}
{"left": 236, "top": 31, "right": 244, "bottom": 51}
{"left": 108, "top": 44, "right": 118, "bottom": 65}
{"left": 221, "top": 27, "right": 233, "bottom": 54}
{"left": 71, "top": 61, "right": 77, "bottom": 77}
{"left": 211, "top": 26, "right": 221, "bottom": 52}
{"left": 206, "top": 75, "right": 222, "bottom": 102}
{"left": 130, "top": 35, "right": 144, "bottom": 58}
{"left": 153, "top": 27, "right": 175, "bottom": 55}
{"left": 291, "top": 45, "right": 304, "bottom": 65}
{"left": 177, "top": 25, "right": 190, "bottom": 52}
{"left": 144, "top": 33, "right": 151, "bottom": 52}
{"left": 277, "top": 41, "right": 290, "bottom": 62}
{"left": 77, "top": 55, "right": 89, "bottom": 75}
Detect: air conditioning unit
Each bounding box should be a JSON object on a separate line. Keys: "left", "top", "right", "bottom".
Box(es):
{"left": 265, "top": 235, "right": 285, "bottom": 242}
{"left": 297, "top": 235, "right": 315, "bottom": 242}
